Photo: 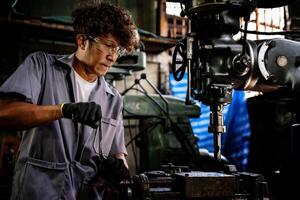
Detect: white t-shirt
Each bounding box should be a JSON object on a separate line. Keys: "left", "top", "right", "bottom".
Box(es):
{"left": 74, "top": 69, "right": 97, "bottom": 102}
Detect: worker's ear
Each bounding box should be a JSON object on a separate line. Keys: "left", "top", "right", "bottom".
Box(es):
{"left": 76, "top": 34, "right": 87, "bottom": 50}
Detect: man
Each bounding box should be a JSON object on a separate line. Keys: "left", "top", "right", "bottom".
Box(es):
{"left": 0, "top": 1, "right": 137, "bottom": 199}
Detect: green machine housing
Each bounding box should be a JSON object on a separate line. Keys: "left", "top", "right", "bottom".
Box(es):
{"left": 123, "top": 94, "right": 200, "bottom": 172}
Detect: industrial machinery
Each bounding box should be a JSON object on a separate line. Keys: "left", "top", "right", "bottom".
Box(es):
{"left": 123, "top": 92, "right": 201, "bottom": 172}
{"left": 109, "top": 0, "right": 300, "bottom": 196}
{"left": 171, "top": 0, "right": 300, "bottom": 162}
{"left": 167, "top": 0, "right": 300, "bottom": 199}
{"left": 104, "top": 164, "right": 269, "bottom": 200}
{"left": 113, "top": 60, "right": 270, "bottom": 199}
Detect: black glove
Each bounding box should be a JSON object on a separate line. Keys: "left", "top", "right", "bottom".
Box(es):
{"left": 101, "top": 156, "right": 130, "bottom": 187}
{"left": 61, "top": 102, "right": 101, "bottom": 128}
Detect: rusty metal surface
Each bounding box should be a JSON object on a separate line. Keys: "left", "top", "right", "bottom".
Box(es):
{"left": 173, "top": 171, "right": 236, "bottom": 198}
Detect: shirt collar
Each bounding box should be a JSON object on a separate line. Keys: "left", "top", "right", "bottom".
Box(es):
{"left": 56, "top": 53, "right": 74, "bottom": 69}
{"left": 99, "top": 76, "right": 115, "bottom": 96}
{"left": 56, "top": 53, "right": 115, "bottom": 96}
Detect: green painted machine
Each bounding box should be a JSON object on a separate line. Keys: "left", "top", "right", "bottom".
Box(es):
{"left": 123, "top": 94, "right": 200, "bottom": 171}
{"left": 108, "top": 51, "right": 202, "bottom": 172}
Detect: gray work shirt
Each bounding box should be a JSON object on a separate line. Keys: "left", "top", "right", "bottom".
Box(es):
{"left": 0, "top": 52, "right": 127, "bottom": 200}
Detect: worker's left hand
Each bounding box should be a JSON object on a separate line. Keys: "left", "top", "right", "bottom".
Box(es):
{"left": 101, "top": 155, "right": 130, "bottom": 187}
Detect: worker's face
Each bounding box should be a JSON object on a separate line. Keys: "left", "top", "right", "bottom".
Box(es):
{"left": 77, "top": 34, "right": 124, "bottom": 77}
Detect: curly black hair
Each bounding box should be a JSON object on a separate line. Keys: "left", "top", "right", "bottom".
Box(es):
{"left": 72, "top": 1, "right": 138, "bottom": 52}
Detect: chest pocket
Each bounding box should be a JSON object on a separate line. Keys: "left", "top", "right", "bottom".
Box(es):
{"left": 93, "top": 117, "right": 118, "bottom": 157}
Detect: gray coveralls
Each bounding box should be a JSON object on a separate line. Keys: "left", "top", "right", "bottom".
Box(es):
{"left": 0, "top": 52, "right": 127, "bottom": 200}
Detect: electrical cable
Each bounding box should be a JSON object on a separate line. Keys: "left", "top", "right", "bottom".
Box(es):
{"left": 125, "top": 121, "right": 163, "bottom": 147}
{"left": 122, "top": 74, "right": 202, "bottom": 168}
{"left": 127, "top": 118, "right": 138, "bottom": 171}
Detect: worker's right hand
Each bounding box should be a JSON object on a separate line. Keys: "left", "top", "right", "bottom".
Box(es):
{"left": 61, "top": 102, "right": 102, "bottom": 128}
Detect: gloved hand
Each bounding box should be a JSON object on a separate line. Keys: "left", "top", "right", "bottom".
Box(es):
{"left": 101, "top": 155, "right": 130, "bottom": 187}
{"left": 61, "top": 102, "right": 101, "bottom": 128}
